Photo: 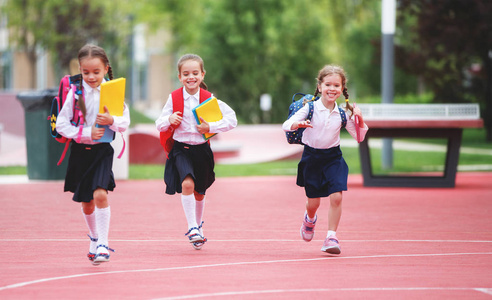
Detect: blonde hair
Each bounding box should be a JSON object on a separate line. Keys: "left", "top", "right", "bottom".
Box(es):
{"left": 314, "top": 64, "right": 353, "bottom": 114}
{"left": 177, "top": 54, "right": 208, "bottom": 90}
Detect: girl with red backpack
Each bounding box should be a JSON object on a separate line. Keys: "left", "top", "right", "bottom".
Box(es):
{"left": 155, "top": 54, "right": 237, "bottom": 250}
{"left": 56, "top": 44, "right": 130, "bottom": 264}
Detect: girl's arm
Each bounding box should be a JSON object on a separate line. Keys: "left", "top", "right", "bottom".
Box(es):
{"left": 155, "top": 94, "right": 174, "bottom": 132}
{"left": 282, "top": 104, "right": 310, "bottom": 132}
{"left": 207, "top": 100, "right": 238, "bottom": 133}
{"left": 345, "top": 106, "right": 369, "bottom": 141}
{"left": 108, "top": 103, "right": 131, "bottom": 132}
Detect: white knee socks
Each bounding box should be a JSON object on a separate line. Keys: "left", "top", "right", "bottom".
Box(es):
{"left": 181, "top": 194, "right": 198, "bottom": 230}
{"left": 196, "top": 197, "right": 206, "bottom": 227}
{"left": 95, "top": 206, "right": 111, "bottom": 247}
{"left": 82, "top": 209, "right": 98, "bottom": 253}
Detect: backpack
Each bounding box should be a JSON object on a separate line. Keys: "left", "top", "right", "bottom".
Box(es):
{"left": 48, "top": 74, "right": 85, "bottom": 165}
{"left": 159, "top": 87, "right": 212, "bottom": 155}
{"left": 286, "top": 93, "right": 346, "bottom": 145}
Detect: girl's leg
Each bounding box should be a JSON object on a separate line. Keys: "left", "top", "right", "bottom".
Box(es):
{"left": 93, "top": 188, "right": 112, "bottom": 263}
{"left": 328, "top": 192, "right": 342, "bottom": 232}
{"left": 81, "top": 200, "right": 97, "bottom": 260}
{"left": 306, "top": 197, "right": 321, "bottom": 219}
{"left": 181, "top": 176, "right": 203, "bottom": 242}
{"left": 194, "top": 191, "right": 205, "bottom": 228}
{"left": 321, "top": 192, "right": 343, "bottom": 254}
{"left": 301, "top": 197, "right": 320, "bottom": 242}
{"left": 193, "top": 192, "right": 207, "bottom": 249}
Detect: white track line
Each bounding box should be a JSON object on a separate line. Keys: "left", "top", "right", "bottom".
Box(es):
{"left": 1, "top": 252, "right": 491, "bottom": 292}
{"left": 154, "top": 287, "right": 492, "bottom": 299}
{"left": 2, "top": 238, "right": 492, "bottom": 243}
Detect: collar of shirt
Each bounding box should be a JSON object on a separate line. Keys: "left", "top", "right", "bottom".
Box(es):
{"left": 183, "top": 89, "right": 199, "bottom": 101}
{"left": 315, "top": 100, "right": 340, "bottom": 113}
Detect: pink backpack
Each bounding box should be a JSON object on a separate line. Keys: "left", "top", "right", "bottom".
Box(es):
{"left": 48, "top": 74, "right": 85, "bottom": 165}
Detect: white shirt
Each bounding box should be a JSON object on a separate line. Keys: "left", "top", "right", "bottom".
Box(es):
{"left": 155, "top": 89, "right": 238, "bottom": 145}
{"left": 282, "top": 100, "right": 368, "bottom": 149}
{"left": 56, "top": 79, "right": 131, "bottom": 144}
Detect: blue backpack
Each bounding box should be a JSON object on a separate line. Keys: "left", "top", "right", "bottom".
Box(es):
{"left": 286, "top": 93, "right": 347, "bottom": 144}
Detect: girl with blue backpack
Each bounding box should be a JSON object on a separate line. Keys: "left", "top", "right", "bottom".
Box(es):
{"left": 56, "top": 44, "right": 130, "bottom": 265}
{"left": 282, "top": 64, "right": 368, "bottom": 255}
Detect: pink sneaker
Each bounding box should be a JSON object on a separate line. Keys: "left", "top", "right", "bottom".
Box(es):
{"left": 321, "top": 235, "right": 341, "bottom": 254}
{"left": 300, "top": 213, "right": 317, "bottom": 242}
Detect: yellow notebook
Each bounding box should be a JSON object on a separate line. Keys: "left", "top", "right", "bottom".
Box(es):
{"left": 99, "top": 77, "right": 126, "bottom": 116}
{"left": 94, "top": 78, "right": 125, "bottom": 142}
{"left": 192, "top": 97, "right": 223, "bottom": 140}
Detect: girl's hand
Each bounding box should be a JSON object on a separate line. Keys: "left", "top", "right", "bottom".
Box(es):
{"left": 352, "top": 106, "right": 365, "bottom": 127}
{"left": 96, "top": 106, "right": 114, "bottom": 126}
{"left": 197, "top": 117, "right": 210, "bottom": 134}
{"left": 169, "top": 111, "right": 183, "bottom": 127}
{"left": 92, "top": 124, "right": 105, "bottom": 140}
{"left": 292, "top": 120, "right": 313, "bottom": 130}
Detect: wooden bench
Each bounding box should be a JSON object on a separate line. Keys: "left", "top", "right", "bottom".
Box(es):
{"left": 357, "top": 104, "right": 484, "bottom": 188}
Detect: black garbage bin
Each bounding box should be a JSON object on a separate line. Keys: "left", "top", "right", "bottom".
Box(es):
{"left": 17, "top": 89, "right": 69, "bottom": 180}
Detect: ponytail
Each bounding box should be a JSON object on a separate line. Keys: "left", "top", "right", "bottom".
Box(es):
{"left": 343, "top": 87, "right": 354, "bottom": 116}
{"left": 77, "top": 78, "right": 87, "bottom": 120}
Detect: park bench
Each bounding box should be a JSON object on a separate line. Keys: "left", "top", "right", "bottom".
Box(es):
{"left": 357, "top": 103, "right": 484, "bottom": 188}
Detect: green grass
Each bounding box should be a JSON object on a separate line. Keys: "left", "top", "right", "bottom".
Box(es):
{"left": 1, "top": 129, "right": 490, "bottom": 179}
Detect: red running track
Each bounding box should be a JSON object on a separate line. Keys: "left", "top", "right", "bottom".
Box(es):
{"left": 0, "top": 173, "right": 491, "bottom": 299}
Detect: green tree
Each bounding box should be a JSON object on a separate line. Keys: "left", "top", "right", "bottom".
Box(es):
{"left": 3, "top": 0, "right": 133, "bottom": 86}
{"left": 397, "top": 0, "right": 492, "bottom": 141}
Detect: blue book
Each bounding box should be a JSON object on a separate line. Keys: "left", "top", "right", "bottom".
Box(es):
{"left": 93, "top": 124, "right": 115, "bottom": 143}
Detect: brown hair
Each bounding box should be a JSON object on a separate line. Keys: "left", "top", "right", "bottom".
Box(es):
{"left": 77, "top": 44, "right": 113, "bottom": 119}
{"left": 313, "top": 65, "right": 353, "bottom": 114}
{"left": 177, "top": 54, "right": 208, "bottom": 90}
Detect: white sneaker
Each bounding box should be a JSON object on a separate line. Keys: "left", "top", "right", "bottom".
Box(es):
{"left": 93, "top": 245, "right": 114, "bottom": 264}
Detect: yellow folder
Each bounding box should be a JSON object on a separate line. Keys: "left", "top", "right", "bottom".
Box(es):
{"left": 192, "top": 97, "right": 223, "bottom": 140}
{"left": 99, "top": 77, "right": 126, "bottom": 116}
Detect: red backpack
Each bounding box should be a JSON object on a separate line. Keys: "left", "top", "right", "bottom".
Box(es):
{"left": 48, "top": 74, "right": 85, "bottom": 165}
{"left": 159, "top": 87, "right": 212, "bottom": 155}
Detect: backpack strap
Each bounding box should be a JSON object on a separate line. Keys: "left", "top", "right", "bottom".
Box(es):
{"left": 171, "top": 87, "right": 185, "bottom": 121}
{"left": 338, "top": 107, "right": 347, "bottom": 129}
{"left": 307, "top": 101, "right": 314, "bottom": 121}
{"left": 199, "top": 88, "right": 212, "bottom": 104}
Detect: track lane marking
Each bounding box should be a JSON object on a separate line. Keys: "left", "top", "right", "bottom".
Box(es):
{"left": 1, "top": 252, "right": 491, "bottom": 292}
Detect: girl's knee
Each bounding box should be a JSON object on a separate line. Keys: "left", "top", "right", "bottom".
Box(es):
{"left": 82, "top": 201, "right": 95, "bottom": 214}
{"left": 330, "top": 192, "right": 343, "bottom": 207}
{"left": 182, "top": 177, "right": 195, "bottom": 194}
{"left": 194, "top": 191, "right": 204, "bottom": 201}
{"left": 93, "top": 188, "right": 108, "bottom": 208}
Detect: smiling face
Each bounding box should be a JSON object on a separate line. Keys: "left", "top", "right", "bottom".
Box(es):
{"left": 79, "top": 57, "right": 108, "bottom": 89}
{"left": 178, "top": 59, "right": 205, "bottom": 95}
{"left": 318, "top": 74, "right": 343, "bottom": 109}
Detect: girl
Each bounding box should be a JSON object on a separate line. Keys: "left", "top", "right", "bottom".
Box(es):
{"left": 56, "top": 44, "right": 130, "bottom": 264}
{"left": 155, "top": 54, "right": 237, "bottom": 250}
{"left": 282, "top": 65, "right": 368, "bottom": 254}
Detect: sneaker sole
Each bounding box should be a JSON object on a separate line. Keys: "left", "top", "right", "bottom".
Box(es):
{"left": 321, "top": 246, "right": 341, "bottom": 255}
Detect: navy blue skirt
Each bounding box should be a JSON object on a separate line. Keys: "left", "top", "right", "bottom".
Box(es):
{"left": 164, "top": 141, "right": 215, "bottom": 195}
{"left": 64, "top": 142, "right": 115, "bottom": 203}
{"left": 296, "top": 145, "right": 348, "bottom": 198}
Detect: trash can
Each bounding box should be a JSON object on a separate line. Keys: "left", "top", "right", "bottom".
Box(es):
{"left": 17, "top": 89, "right": 69, "bottom": 180}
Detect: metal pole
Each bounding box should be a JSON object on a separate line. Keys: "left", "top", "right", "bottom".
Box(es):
{"left": 381, "top": 0, "right": 396, "bottom": 170}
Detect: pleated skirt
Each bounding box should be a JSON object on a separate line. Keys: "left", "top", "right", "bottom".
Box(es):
{"left": 64, "top": 142, "right": 115, "bottom": 203}
{"left": 164, "top": 141, "right": 215, "bottom": 195}
{"left": 296, "top": 145, "right": 348, "bottom": 198}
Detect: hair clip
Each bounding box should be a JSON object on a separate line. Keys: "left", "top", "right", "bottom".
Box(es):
{"left": 76, "top": 90, "right": 83, "bottom": 95}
